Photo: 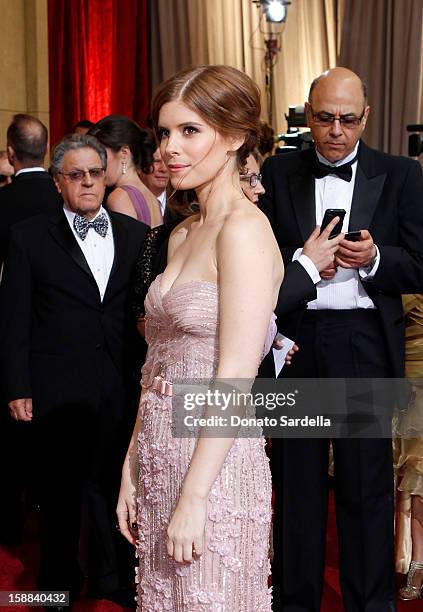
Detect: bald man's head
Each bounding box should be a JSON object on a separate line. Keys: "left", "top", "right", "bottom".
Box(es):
{"left": 305, "top": 67, "right": 370, "bottom": 162}
{"left": 7, "top": 113, "right": 48, "bottom": 168}
{"left": 308, "top": 68, "right": 367, "bottom": 107}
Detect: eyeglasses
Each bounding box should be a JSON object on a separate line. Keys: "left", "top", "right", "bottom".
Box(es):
{"left": 309, "top": 105, "right": 366, "bottom": 128}
{"left": 240, "top": 172, "right": 262, "bottom": 187}
{"left": 58, "top": 168, "right": 105, "bottom": 183}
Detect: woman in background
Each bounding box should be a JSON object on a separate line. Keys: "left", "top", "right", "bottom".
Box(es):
{"left": 90, "top": 116, "right": 162, "bottom": 227}
{"left": 240, "top": 148, "right": 265, "bottom": 204}
{"left": 117, "top": 64, "right": 283, "bottom": 611}
{"left": 395, "top": 294, "right": 423, "bottom": 600}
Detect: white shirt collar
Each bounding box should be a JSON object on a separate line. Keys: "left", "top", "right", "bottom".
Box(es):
{"left": 316, "top": 141, "right": 359, "bottom": 167}
{"left": 63, "top": 205, "right": 108, "bottom": 224}
{"left": 15, "top": 167, "right": 46, "bottom": 177}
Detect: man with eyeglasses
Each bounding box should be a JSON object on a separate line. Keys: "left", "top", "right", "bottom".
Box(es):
{"left": 0, "top": 133, "right": 148, "bottom": 609}
{"left": 240, "top": 150, "right": 265, "bottom": 204}
{"left": 260, "top": 67, "right": 423, "bottom": 612}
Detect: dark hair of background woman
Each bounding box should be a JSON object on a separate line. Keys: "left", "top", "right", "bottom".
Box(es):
{"left": 89, "top": 115, "right": 156, "bottom": 174}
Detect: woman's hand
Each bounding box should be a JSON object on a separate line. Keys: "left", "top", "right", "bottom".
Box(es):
{"left": 116, "top": 469, "right": 138, "bottom": 545}
{"left": 285, "top": 343, "right": 299, "bottom": 365}
{"left": 272, "top": 334, "right": 299, "bottom": 365}
{"left": 167, "top": 492, "right": 207, "bottom": 563}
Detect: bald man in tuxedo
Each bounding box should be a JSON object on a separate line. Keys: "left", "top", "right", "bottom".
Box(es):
{"left": 261, "top": 68, "right": 423, "bottom": 612}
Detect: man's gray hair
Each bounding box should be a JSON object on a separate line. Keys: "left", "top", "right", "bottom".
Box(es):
{"left": 50, "top": 133, "right": 107, "bottom": 177}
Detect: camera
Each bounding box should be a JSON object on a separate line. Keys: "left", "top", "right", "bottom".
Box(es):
{"left": 407, "top": 124, "right": 423, "bottom": 157}
{"left": 275, "top": 105, "right": 313, "bottom": 154}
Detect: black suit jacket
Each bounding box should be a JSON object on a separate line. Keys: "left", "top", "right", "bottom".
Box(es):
{"left": 0, "top": 209, "right": 148, "bottom": 418}
{"left": 259, "top": 142, "right": 423, "bottom": 377}
{"left": 0, "top": 171, "right": 61, "bottom": 266}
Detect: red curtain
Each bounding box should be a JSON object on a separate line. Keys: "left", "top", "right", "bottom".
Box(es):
{"left": 48, "top": 0, "right": 150, "bottom": 147}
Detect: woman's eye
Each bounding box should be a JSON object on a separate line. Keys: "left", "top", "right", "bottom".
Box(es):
{"left": 183, "top": 126, "right": 198, "bottom": 135}
{"left": 157, "top": 128, "right": 169, "bottom": 140}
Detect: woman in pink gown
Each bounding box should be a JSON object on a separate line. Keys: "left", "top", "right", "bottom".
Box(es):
{"left": 117, "top": 65, "right": 284, "bottom": 611}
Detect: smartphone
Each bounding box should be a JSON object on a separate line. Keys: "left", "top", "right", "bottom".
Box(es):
{"left": 320, "top": 209, "right": 346, "bottom": 238}
{"left": 344, "top": 230, "right": 362, "bottom": 242}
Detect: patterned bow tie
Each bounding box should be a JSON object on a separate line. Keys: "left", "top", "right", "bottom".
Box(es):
{"left": 73, "top": 212, "right": 108, "bottom": 241}
{"left": 312, "top": 154, "right": 358, "bottom": 182}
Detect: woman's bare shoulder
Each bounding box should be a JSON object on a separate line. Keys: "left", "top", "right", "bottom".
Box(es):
{"left": 217, "top": 204, "right": 283, "bottom": 281}
{"left": 107, "top": 186, "right": 129, "bottom": 203}
{"left": 106, "top": 187, "right": 137, "bottom": 218}
{"left": 218, "top": 203, "right": 274, "bottom": 244}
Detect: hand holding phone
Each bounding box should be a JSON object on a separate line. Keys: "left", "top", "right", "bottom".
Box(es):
{"left": 303, "top": 216, "right": 345, "bottom": 273}
{"left": 344, "top": 230, "right": 362, "bottom": 242}
{"left": 320, "top": 209, "right": 346, "bottom": 238}
{"left": 336, "top": 229, "right": 376, "bottom": 269}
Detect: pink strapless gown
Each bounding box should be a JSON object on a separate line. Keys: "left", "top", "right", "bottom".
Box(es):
{"left": 136, "top": 274, "right": 276, "bottom": 611}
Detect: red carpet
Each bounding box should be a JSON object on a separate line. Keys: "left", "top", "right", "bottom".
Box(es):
{"left": 322, "top": 493, "right": 421, "bottom": 612}
{"left": 0, "top": 513, "right": 132, "bottom": 612}
{"left": 0, "top": 495, "right": 420, "bottom": 611}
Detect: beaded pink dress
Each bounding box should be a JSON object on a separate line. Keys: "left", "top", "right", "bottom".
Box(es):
{"left": 136, "top": 274, "right": 275, "bottom": 611}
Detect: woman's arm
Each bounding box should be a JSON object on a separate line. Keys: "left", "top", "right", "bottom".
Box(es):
{"left": 116, "top": 390, "right": 145, "bottom": 544}
{"left": 167, "top": 211, "right": 282, "bottom": 562}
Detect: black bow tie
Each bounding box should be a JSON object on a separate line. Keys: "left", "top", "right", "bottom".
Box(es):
{"left": 312, "top": 155, "right": 358, "bottom": 182}
{"left": 73, "top": 212, "right": 109, "bottom": 241}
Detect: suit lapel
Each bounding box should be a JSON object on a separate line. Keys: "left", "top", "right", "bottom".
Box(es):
{"left": 289, "top": 151, "right": 316, "bottom": 243}
{"left": 49, "top": 211, "right": 94, "bottom": 280}
{"left": 348, "top": 142, "right": 387, "bottom": 231}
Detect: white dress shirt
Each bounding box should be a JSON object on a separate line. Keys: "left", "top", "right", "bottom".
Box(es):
{"left": 158, "top": 190, "right": 167, "bottom": 215}
{"left": 294, "top": 142, "right": 380, "bottom": 309}
{"left": 63, "top": 206, "right": 114, "bottom": 301}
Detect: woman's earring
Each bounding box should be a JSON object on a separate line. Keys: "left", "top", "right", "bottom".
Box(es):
{"left": 122, "top": 161, "right": 127, "bottom": 175}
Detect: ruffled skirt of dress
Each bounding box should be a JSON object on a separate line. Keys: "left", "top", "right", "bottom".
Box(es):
{"left": 135, "top": 390, "right": 272, "bottom": 611}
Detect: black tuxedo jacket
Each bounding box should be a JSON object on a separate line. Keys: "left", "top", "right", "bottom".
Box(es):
{"left": 0, "top": 171, "right": 61, "bottom": 266}
{"left": 259, "top": 142, "right": 423, "bottom": 377}
{"left": 0, "top": 209, "right": 148, "bottom": 418}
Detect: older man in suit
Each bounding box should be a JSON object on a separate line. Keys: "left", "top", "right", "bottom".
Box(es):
{"left": 260, "top": 67, "right": 423, "bottom": 612}
{"left": 0, "top": 133, "right": 148, "bottom": 609}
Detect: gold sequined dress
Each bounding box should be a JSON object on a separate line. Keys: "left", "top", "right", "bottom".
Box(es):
{"left": 395, "top": 294, "right": 423, "bottom": 573}
{"left": 135, "top": 274, "right": 275, "bottom": 611}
